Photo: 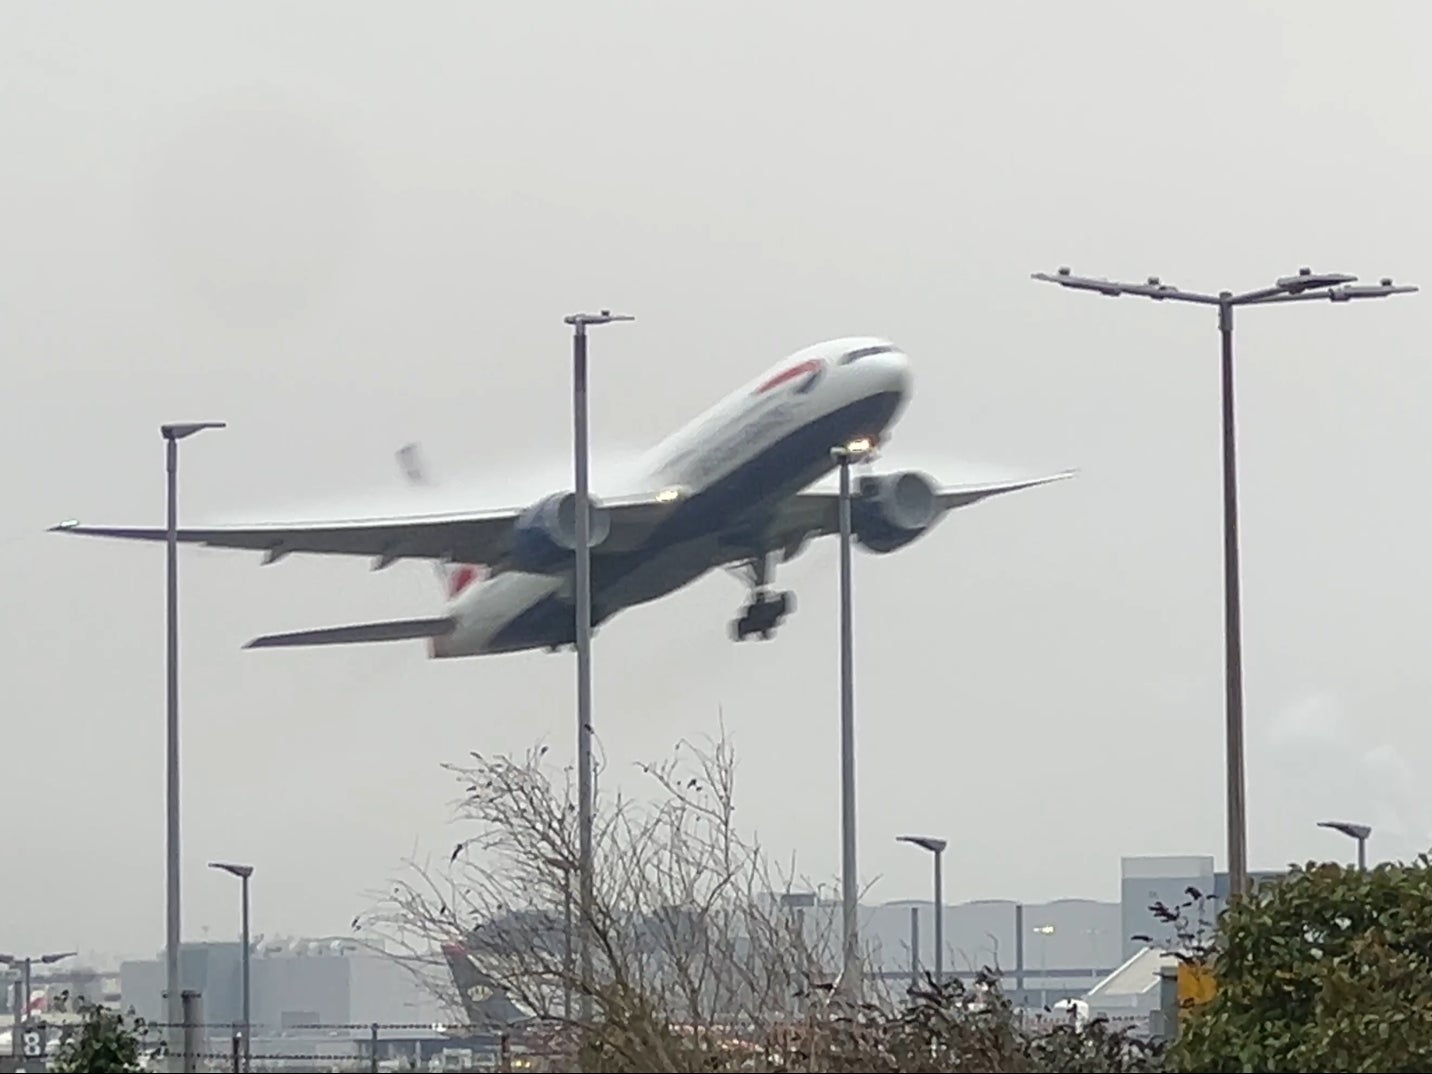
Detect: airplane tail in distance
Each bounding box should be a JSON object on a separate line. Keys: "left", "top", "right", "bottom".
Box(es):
{"left": 396, "top": 443, "right": 488, "bottom": 601}
{"left": 440, "top": 940, "right": 525, "bottom": 1028}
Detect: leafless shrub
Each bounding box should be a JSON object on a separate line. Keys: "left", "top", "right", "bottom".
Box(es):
{"left": 358, "top": 728, "right": 1161, "bottom": 1072}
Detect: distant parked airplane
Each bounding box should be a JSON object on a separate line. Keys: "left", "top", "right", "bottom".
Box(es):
{"left": 52, "top": 337, "right": 1071, "bottom": 655}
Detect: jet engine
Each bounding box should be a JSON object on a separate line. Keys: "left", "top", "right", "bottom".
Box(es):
{"left": 851, "top": 471, "right": 940, "bottom": 553}
{"left": 510, "top": 492, "right": 611, "bottom": 573}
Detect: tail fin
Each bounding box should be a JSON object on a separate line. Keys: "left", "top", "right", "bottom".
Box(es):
{"left": 396, "top": 443, "right": 488, "bottom": 600}
{"left": 440, "top": 939, "right": 525, "bottom": 1028}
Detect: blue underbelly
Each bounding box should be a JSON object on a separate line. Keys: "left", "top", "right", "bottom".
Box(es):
{"left": 487, "top": 391, "right": 902, "bottom": 652}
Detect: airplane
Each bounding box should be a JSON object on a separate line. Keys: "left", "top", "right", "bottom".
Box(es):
{"left": 51, "top": 336, "right": 1072, "bottom": 655}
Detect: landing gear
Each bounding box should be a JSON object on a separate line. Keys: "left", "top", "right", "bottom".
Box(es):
{"left": 731, "top": 589, "right": 795, "bottom": 641}
{"left": 726, "top": 552, "right": 796, "bottom": 641}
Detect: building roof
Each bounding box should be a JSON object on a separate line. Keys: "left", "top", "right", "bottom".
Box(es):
{"left": 1087, "top": 945, "right": 1175, "bottom": 1000}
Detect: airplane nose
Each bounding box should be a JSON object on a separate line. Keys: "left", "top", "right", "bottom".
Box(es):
{"left": 879, "top": 348, "right": 912, "bottom": 397}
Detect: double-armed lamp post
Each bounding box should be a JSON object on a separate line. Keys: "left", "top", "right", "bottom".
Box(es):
{"left": 1031, "top": 266, "right": 1416, "bottom": 899}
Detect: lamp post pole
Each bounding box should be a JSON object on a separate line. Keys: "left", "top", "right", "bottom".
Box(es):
{"left": 161, "top": 420, "right": 225, "bottom": 1069}
{"left": 1032, "top": 266, "right": 1416, "bottom": 898}
{"left": 545, "top": 856, "right": 576, "bottom": 1023}
{"left": 561, "top": 312, "right": 632, "bottom": 1023}
{"left": 209, "top": 862, "right": 253, "bottom": 1071}
{"left": 897, "top": 836, "right": 947, "bottom": 985}
{"left": 831, "top": 437, "right": 875, "bottom": 997}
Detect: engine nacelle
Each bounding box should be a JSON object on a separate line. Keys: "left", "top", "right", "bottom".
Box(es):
{"left": 851, "top": 471, "right": 940, "bottom": 553}
{"left": 510, "top": 492, "right": 612, "bottom": 573}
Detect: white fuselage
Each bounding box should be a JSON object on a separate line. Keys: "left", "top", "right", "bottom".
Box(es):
{"left": 431, "top": 337, "right": 911, "bottom": 656}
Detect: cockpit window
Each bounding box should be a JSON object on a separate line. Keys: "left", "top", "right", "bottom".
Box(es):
{"left": 839, "top": 344, "right": 899, "bottom": 365}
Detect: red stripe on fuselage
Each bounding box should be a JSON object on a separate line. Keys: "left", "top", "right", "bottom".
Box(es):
{"left": 755, "top": 358, "right": 823, "bottom": 395}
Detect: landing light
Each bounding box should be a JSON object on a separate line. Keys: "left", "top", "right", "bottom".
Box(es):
{"left": 655, "top": 486, "right": 683, "bottom": 503}
{"left": 845, "top": 437, "right": 875, "bottom": 455}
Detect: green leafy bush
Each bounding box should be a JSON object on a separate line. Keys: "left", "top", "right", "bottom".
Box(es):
{"left": 48, "top": 994, "right": 159, "bottom": 1073}
{"left": 1169, "top": 857, "right": 1432, "bottom": 1072}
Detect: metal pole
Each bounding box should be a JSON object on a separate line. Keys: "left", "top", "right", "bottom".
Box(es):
{"left": 165, "top": 433, "right": 183, "bottom": 1070}
{"left": 20, "top": 961, "right": 30, "bottom": 1029}
{"left": 1014, "top": 904, "right": 1025, "bottom": 998}
{"left": 908, "top": 906, "right": 919, "bottom": 989}
{"left": 563, "top": 311, "right": 631, "bottom": 1021}
{"left": 562, "top": 869, "right": 573, "bottom": 1022}
{"left": 1358, "top": 836, "right": 1367, "bottom": 872}
{"left": 10, "top": 977, "right": 20, "bottom": 1059}
{"left": 572, "top": 321, "right": 595, "bottom": 1025}
{"left": 1219, "top": 296, "right": 1249, "bottom": 901}
{"left": 932, "top": 848, "right": 944, "bottom": 986}
{"left": 181, "top": 989, "right": 201, "bottom": 1071}
{"left": 240, "top": 872, "right": 251, "bottom": 1072}
{"left": 369, "top": 1022, "right": 379, "bottom": 1074}
{"left": 836, "top": 454, "right": 859, "bottom": 996}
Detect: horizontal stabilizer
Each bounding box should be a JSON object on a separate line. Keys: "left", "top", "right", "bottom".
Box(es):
{"left": 245, "top": 616, "right": 456, "bottom": 650}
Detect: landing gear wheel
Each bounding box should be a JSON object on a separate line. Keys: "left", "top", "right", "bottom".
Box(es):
{"left": 725, "top": 550, "right": 798, "bottom": 642}
{"left": 730, "top": 588, "right": 794, "bottom": 641}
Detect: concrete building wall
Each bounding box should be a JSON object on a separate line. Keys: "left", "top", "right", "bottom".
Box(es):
{"left": 252, "top": 953, "right": 350, "bottom": 1029}
{"left": 121, "top": 941, "right": 449, "bottom": 1034}
{"left": 119, "top": 942, "right": 242, "bottom": 1026}
{"left": 1119, "top": 856, "right": 1287, "bottom": 960}
{"left": 346, "top": 951, "right": 448, "bottom": 1026}
{"left": 1120, "top": 855, "right": 1217, "bottom": 960}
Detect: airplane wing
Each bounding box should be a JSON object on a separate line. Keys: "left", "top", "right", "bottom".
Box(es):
{"left": 763, "top": 467, "right": 1075, "bottom": 555}
{"left": 244, "top": 616, "right": 457, "bottom": 649}
{"left": 48, "top": 490, "right": 680, "bottom": 568}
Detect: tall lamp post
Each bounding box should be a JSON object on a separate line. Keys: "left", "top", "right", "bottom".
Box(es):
{"left": 208, "top": 861, "right": 254, "bottom": 1071}
{"left": 897, "top": 835, "right": 947, "bottom": 985}
{"left": 162, "top": 420, "right": 225, "bottom": 1069}
{"left": 1317, "top": 819, "right": 1372, "bottom": 871}
{"left": 1, "top": 951, "right": 75, "bottom": 1058}
{"left": 1031, "top": 266, "right": 1416, "bottom": 899}
{"left": 561, "top": 311, "right": 633, "bottom": 1022}
{"left": 831, "top": 435, "right": 875, "bottom": 997}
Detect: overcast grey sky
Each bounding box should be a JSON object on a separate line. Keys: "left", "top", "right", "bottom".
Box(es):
{"left": 6, "top": 1, "right": 1432, "bottom": 965}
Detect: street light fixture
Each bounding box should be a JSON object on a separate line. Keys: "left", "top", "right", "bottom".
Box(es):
{"left": 208, "top": 861, "right": 254, "bottom": 1071}
{"left": 897, "top": 835, "right": 947, "bottom": 985}
{"left": 161, "top": 419, "right": 225, "bottom": 1070}
{"left": 830, "top": 435, "right": 876, "bottom": 997}
{"left": 1, "top": 951, "right": 75, "bottom": 1059}
{"left": 1031, "top": 265, "right": 1417, "bottom": 900}
{"left": 561, "top": 311, "right": 633, "bottom": 1023}
{"left": 1317, "top": 819, "right": 1372, "bottom": 871}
